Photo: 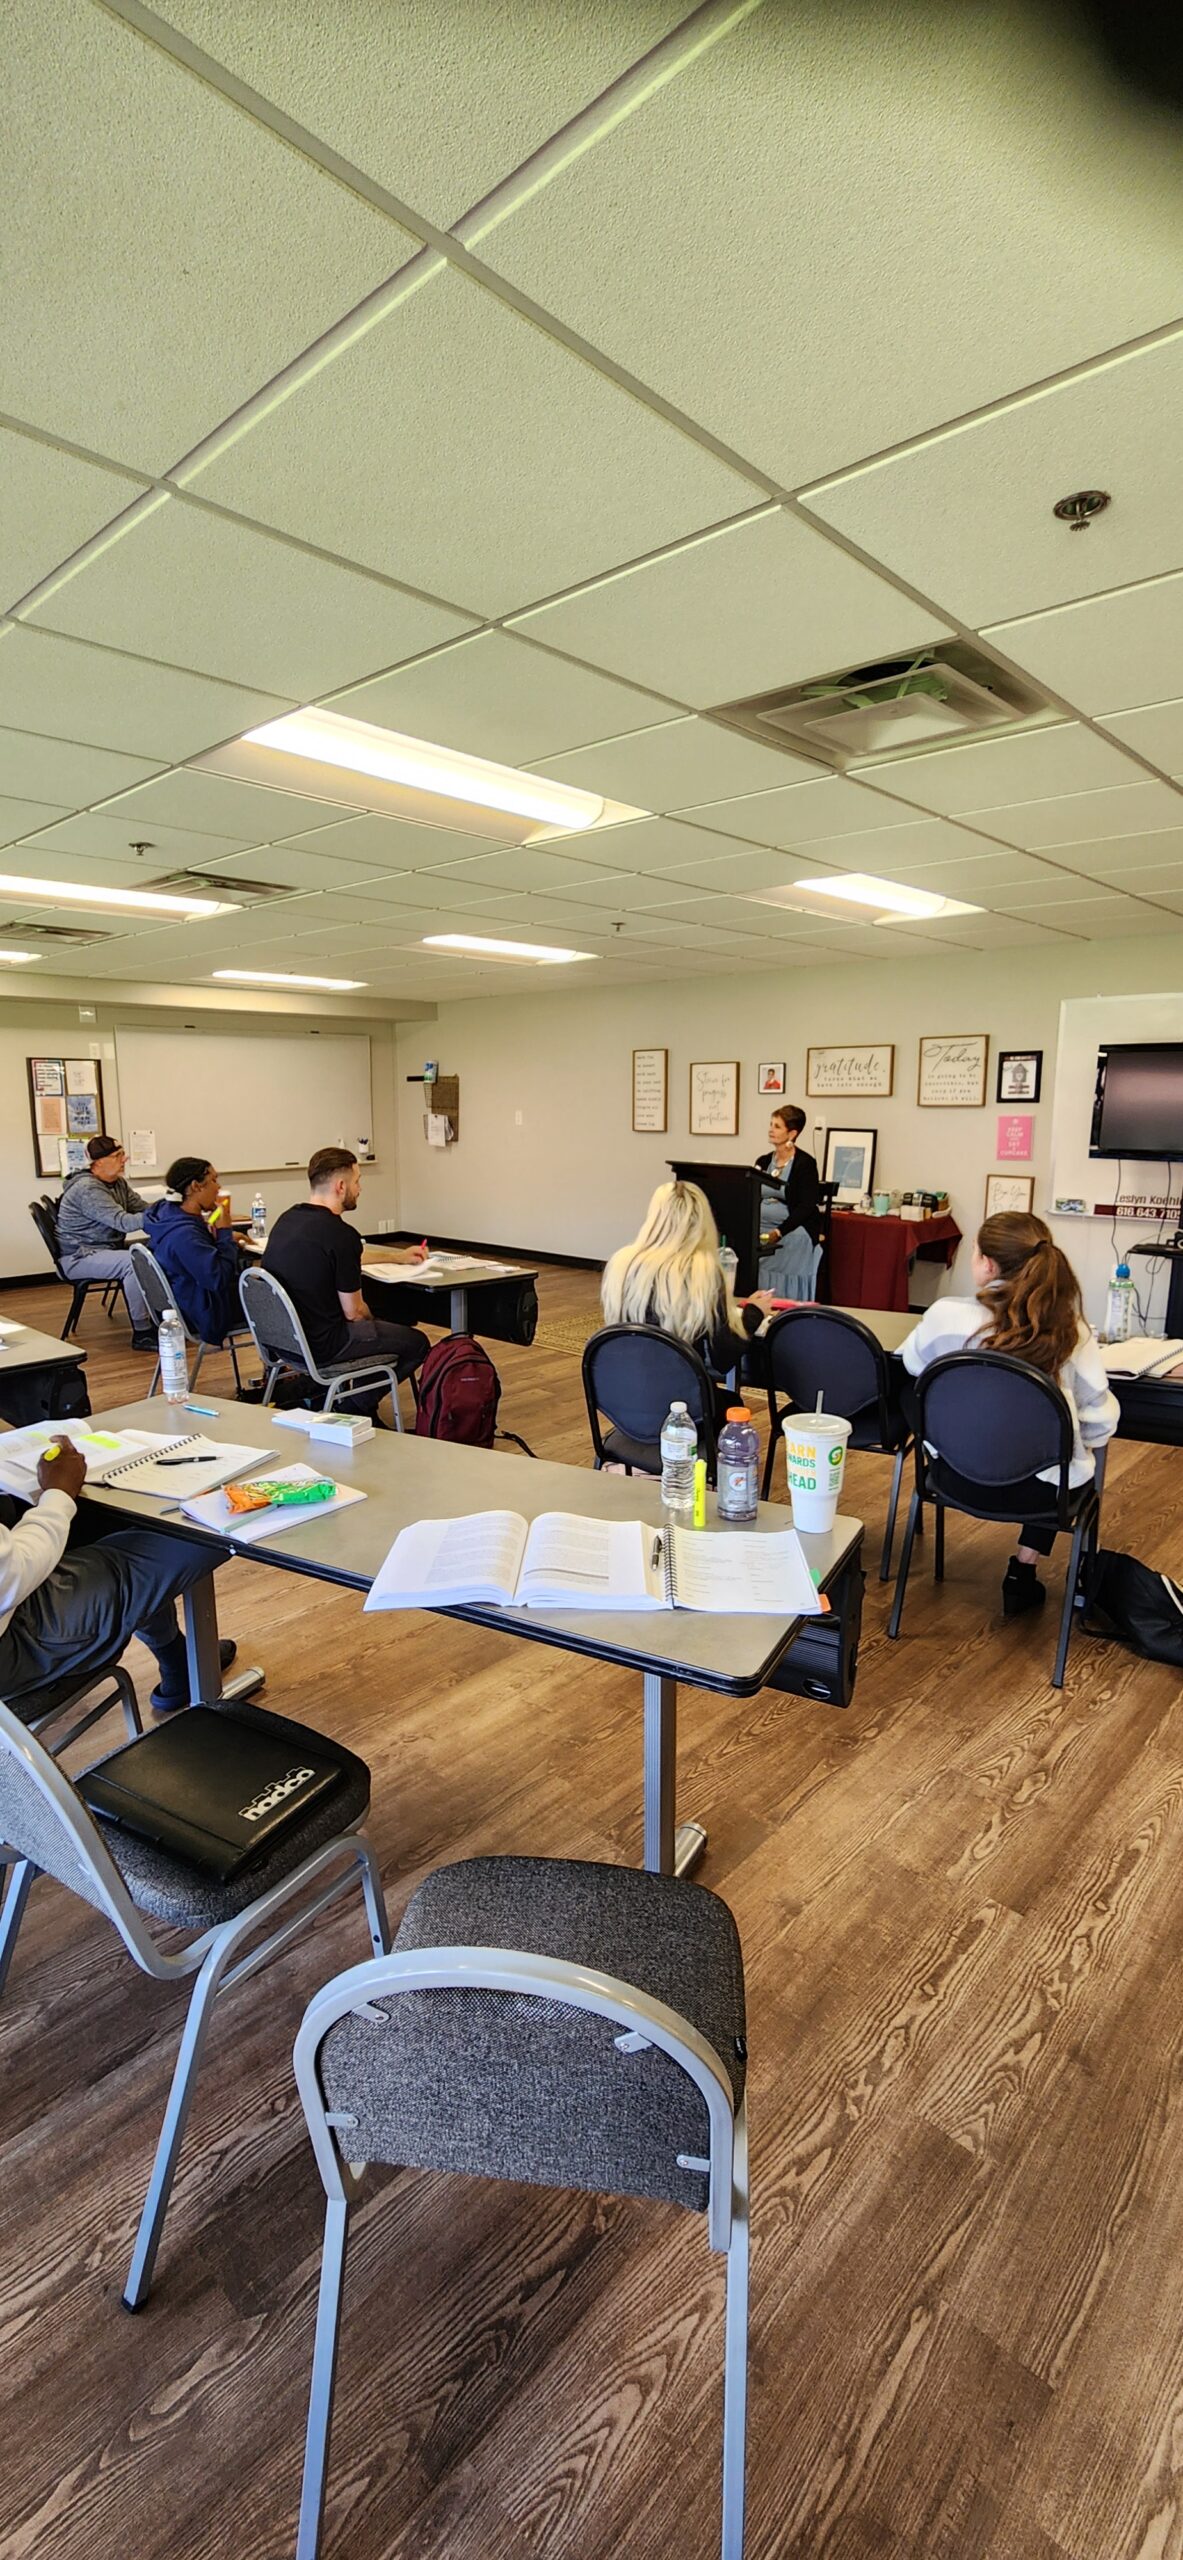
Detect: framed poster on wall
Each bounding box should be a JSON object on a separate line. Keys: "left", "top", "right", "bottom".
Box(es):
{"left": 27, "top": 1055, "right": 106, "bottom": 1179}
{"left": 985, "top": 1173, "right": 1034, "bottom": 1216}
{"left": 632, "top": 1047, "right": 668, "bottom": 1132}
{"left": 918, "top": 1033, "right": 989, "bottom": 1108}
{"left": 689, "top": 1060, "right": 740, "bottom": 1137}
{"left": 806, "top": 1043, "right": 894, "bottom": 1099}
{"left": 823, "top": 1126, "right": 877, "bottom": 1199}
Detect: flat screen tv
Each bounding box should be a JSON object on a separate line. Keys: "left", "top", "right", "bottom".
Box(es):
{"left": 1090, "top": 1042, "right": 1183, "bottom": 1160}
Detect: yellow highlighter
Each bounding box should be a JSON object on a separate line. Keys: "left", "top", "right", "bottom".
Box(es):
{"left": 692, "top": 1457, "right": 707, "bottom": 1528}
{"left": 41, "top": 1443, "right": 60, "bottom": 1463}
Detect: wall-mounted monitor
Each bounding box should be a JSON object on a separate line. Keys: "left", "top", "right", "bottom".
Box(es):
{"left": 1090, "top": 1042, "right": 1183, "bottom": 1160}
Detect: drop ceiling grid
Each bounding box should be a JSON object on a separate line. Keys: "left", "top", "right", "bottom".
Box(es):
{"left": 2, "top": 0, "right": 1181, "bottom": 992}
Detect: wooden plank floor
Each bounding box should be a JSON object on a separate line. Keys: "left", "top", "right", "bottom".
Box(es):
{"left": 1, "top": 1265, "right": 1181, "bottom": 2560}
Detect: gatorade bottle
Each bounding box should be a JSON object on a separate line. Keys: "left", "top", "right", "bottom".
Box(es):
{"left": 717, "top": 1406, "right": 759, "bottom": 1522}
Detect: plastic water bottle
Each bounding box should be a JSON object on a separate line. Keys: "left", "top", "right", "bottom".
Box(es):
{"left": 251, "top": 1190, "right": 266, "bottom": 1243}
{"left": 718, "top": 1235, "right": 739, "bottom": 1293}
{"left": 660, "top": 1401, "right": 698, "bottom": 1516}
{"left": 717, "top": 1406, "right": 759, "bottom": 1522}
{"left": 1105, "top": 1259, "right": 1135, "bottom": 1342}
{"left": 158, "top": 1307, "right": 189, "bottom": 1402}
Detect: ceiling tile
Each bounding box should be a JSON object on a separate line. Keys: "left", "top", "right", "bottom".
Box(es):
{"left": 633, "top": 846, "right": 812, "bottom": 898}
{"left": 861, "top": 721, "right": 1143, "bottom": 814}
{"left": 0, "top": 844, "right": 189, "bottom": 892}
{"left": 1099, "top": 698, "right": 1183, "bottom": 777}
{"left": 189, "top": 265, "right": 757, "bottom": 618}
{"left": 6, "top": 0, "right": 413, "bottom": 472}
{"left": 0, "top": 626, "right": 294, "bottom": 761}
{"left": 331, "top": 631, "right": 670, "bottom": 765}
{"left": 765, "top": 817, "right": 1019, "bottom": 873}
{"left": 272, "top": 815, "right": 504, "bottom": 869}
{"left": 1029, "top": 826, "right": 1183, "bottom": 881}
{"left": 181, "top": 843, "right": 400, "bottom": 894}
{"left": 0, "top": 727, "right": 163, "bottom": 806}
{"left": 536, "top": 715, "right": 822, "bottom": 809}
{"left": 18, "top": 811, "right": 257, "bottom": 866}
{"left": 560, "top": 816, "right": 766, "bottom": 877}
{"left": 102, "top": 769, "right": 361, "bottom": 845}
{"left": 802, "top": 332, "right": 1183, "bottom": 627}
{"left": 1, "top": 431, "right": 149, "bottom": 613}
{"left": 896, "top": 911, "right": 1079, "bottom": 949}
{"left": 27, "top": 501, "right": 473, "bottom": 697}
{"left": 511, "top": 510, "right": 950, "bottom": 709}
{"left": 150, "top": 0, "right": 687, "bottom": 226}
{"left": 991, "top": 870, "right": 1127, "bottom": 907}
{"left": 316, "top": 872, "right": 523, "bottom": 913}
{"left": 669, "top": 773, "right": 938, "bottom": 852}
{"left": 964, "top": 780, "right": 1183, "bottom": 850}
{"left": 484, "top": 1, "right": 1183, "bottom": 487}
{"left": 1006, "top": 894, "right": 1180, "bottom": 937}
{"left": 0, "top": 796, "right": 73, "bottom": 847}
{"left": 986, "top": 572, "right": 1183, "bottom": 716}
{"left": 427, "top": 846, "right": 634, "bottom": 897}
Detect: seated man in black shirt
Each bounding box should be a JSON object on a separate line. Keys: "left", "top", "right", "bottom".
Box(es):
{"left": 262, "top": 1147, "right": 430, "bottom": 1416}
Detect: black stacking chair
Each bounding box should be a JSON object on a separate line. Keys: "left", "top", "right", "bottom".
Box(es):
{"left": 29, "top": 1197, "right": 130, "bottom": 1338}
{"left": 886, "top": 1349, "right": 1103, "bottom": 1688}
{"left": 0, "top": 1697, "right": 388, "bottom": 2309}
{"left": 757, "top": 1306, "right": 914, "bottom": 1578}
{"left": 293, "top": 1855, "right": 749, "bottom": 2560}
{"left": 582, "top": 1323, "right": 719, "bottom": 1483}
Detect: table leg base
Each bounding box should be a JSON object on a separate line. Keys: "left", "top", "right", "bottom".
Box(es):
{"left": 215, "top": 1664, "right": 266, "bottom": 1706}
{"left": 674, "top": 1820, "right": 708, "bottom": 1878}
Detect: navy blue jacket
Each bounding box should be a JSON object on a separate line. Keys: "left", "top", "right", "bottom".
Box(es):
{"left": 143, "top": 1198, "right": 244, "bottom": 1346}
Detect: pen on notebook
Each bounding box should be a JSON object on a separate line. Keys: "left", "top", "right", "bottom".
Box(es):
{"left": 155, "top": 1455, "right": 219, "bottom": 1467}
{"left": 650, "top": 1533, "right": 663, "bottom": 1570}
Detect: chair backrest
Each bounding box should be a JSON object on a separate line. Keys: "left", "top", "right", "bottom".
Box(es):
{"left": 582, "top": 1325, "right": 718, "bottom": 1465}
{"left": 917, "top": 1350, "right": 1074, "bottom": 1496}
{"left": 239, "top": 1264, "right": 319, "bottom": 1379}
{"left": 129, "top": 1241, "right": 186, "bottom": 1339}
{"left": 763, "top": 1306, "right": 886, "bottom": 1428}
{"left": 0, "top": 1701, "right": 156, "bottom": 1966}
{"left": 29, "top": 1198, "right": 65, "bottom": 1279}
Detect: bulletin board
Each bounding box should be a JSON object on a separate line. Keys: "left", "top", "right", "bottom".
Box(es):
{"left": 27, "top": 1054, "right": 106, "bottom": 1182}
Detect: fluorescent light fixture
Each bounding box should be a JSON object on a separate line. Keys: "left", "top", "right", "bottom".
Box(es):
{"left": 0, "top": 873, "right": 237, "bottom": 919}
{"left": 421, "top": 934, "right": 594, "bottom": 965}
{"left": 244, "top": 707, "right": 606, "bottom": 833}
{"left": 0, "top": 948, "right": 39, "bottom": 964}
{"left": 789, "top": 872, "right": 983, "bottom": 921}
{"left": 211, "top": 968, "right": 367, "bottom": 991}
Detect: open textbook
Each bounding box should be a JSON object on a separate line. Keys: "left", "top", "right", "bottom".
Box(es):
{"left": 1100, "top": 1336, "right": 1183, "bottom": 1379}
{"left": 364, "top": 1510, "right": 825, "bottom": 1617}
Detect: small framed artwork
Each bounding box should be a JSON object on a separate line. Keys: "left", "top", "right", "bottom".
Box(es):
{"left": 806, "top": 1042, "right": 894, "bottom": 1099}
{"left": 996, "top": 1048, "right": 1043, "bottom": 1104}
{"left": 824, "top": 1126, "right": 877, "bottom": 1200}
{"left": 758, "top": 1060, "right": 786, "bottom": 1096}
{"left": 996, "top": 1112, "right": 1034, "bottom": 1162}
{"left": 985, "top": 1173, "right": 1034, "bottom": 1216}
{"left": 65, "top": 1091, "right": 99, "bottom": 1135}
{"left": 689, "top": 1059, "right": 740, "bottom": 1138}
{"left": 632, "top": 1047, "right": 668, "bottom": 1133}
{"left": 918, "top": 1033, "right": 989, "bottom": 1108}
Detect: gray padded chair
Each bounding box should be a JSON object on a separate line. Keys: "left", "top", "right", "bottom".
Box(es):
{"left": 130, "top": 1239, "right": 253, "bottom": 1396}
{"left": 238, "top": 1265, "right": 406, "bottom": 1431}
{"left": 20, "top": 1657, "right": 142, "bottom": 1756}
{"left": 0, "top": 1696, "right": 389, "bottom": 2309}
{"left": 293, "top": 1854, "right": 749, "bottom": 2560}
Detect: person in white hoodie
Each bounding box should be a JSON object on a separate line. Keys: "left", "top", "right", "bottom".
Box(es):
{"left": 0, "top": 1439, "right": 242, "bottom": 1716}
{"left": 900, "top": 1209, "right": 1119, "bottom": 1619}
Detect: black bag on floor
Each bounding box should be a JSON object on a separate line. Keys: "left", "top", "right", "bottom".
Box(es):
{"left": 1081, "top": 1548, "right": 1183, "bottom": 1668}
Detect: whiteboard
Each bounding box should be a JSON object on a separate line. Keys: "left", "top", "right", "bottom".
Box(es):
{"left": 114, "top": 1028, "right": 373, "bottom": 1175}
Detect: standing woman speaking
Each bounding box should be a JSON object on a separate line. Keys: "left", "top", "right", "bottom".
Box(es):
{"left": 754, "top": 1103, "right": 820, "bottom": 1298}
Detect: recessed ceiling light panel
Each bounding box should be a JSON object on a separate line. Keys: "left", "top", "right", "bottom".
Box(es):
{"left": 421, "top": 934, "right": 594, "bottom": 964}
{"left": 787, "top": 872, "right": 983, "bottom": 920}
{"left": 244, "top": 708, "right": 605, "bottom": 833}
{"left": 0, "top": 948, "right": 39, "bottom": 964}
{"left": 211, "top": 969, "right": 367, "bottom": 991}
{"left": 0, "top": 874, "right": 238, "bottom": 918}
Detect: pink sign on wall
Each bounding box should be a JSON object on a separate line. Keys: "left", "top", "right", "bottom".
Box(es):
{"left": 996, "top": 1113, "right": 1034, "bottom": 1162}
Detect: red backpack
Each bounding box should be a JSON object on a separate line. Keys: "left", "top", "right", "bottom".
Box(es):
{"left": 414, "top": 1333, "right": 502, "bottom": 1447}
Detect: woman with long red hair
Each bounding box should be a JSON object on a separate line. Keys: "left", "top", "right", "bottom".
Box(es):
{"left": 900, "top": 1211, "right": 1118, "bottom": 1617}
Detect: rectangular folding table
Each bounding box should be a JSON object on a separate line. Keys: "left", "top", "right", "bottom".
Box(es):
{"left": 0, "top": 1319, "right": 89, "bottom": 1426}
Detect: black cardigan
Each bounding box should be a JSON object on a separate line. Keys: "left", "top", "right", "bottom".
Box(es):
{"left": 640, "top": 1287, "right": 762, "bottom": 1379}
{"left": 755, "top": 1145, "right": 821, "bottom": 1245}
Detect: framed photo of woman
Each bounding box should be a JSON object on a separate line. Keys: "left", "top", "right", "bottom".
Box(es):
{"left": 758, "top": 1060, "right": 786, "bottom": 1096}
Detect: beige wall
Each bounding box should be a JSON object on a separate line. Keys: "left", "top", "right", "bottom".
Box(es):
{"left": 395, "top": 935, "right": 1180, "bottom": 1331}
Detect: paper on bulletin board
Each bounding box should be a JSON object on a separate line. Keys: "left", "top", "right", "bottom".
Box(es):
{"left": 426, "top": 1113, "right": 451, "bottom": 1149}
{"left": 65, "top": 1059, "right": 99, "bottom": 1095}
{"left": 128, "top": 1129, "right": 157, "bottom": 1167}
{"left": 996, "top": 1113, "right": 1034, "bottom": 1161}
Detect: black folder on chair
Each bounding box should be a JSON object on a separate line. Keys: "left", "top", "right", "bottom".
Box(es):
{"left": 79, "top": 1710, "right": 343, "bottom": 1882}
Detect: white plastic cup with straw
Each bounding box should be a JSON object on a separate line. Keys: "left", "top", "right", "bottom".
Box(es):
{"left": 782, "top": 1387, "right": 852, "bottom": 1532}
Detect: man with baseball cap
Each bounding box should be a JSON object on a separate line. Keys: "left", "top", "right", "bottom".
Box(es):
{"left": 55, "top": 1134, "right": 155, "bottom": 1348}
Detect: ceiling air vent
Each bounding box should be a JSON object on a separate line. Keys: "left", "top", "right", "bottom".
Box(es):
{"left": 0, "top": 919, "right": 115, "bottom": 945}
{"left": 712, "top": 645, "right": 1054, "bottom": 768}
{"left": 148, "top": 868, "right": 293, "bottom": 903}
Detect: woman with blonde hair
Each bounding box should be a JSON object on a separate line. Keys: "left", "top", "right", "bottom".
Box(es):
{"left": 900, "top": 1210, "right": 1118, "bottom": 1617}
{"left": 602, "top": 1179, "right": 773, "bottom": 1383}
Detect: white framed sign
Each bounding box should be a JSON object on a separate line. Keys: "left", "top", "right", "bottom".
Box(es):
{"left": 806, "top": 1043, "right": 894, "bottom": 1099}
{"left": 631, "top": 1047, "right": 668, "bottom": 1132}
{"left": 689, "top": 1059, "right": 740, "bottom": 1138}
{"left": 918, "top": 1032, "right": 989, "bottom": 1108}
{"left": 985, "top": 1173, "right": 1035, "bottom": 1216}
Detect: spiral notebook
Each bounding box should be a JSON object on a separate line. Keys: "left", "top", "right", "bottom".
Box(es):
{"left": 0, "top": 1424, "right": 273, "bottom": 1499}
{"left": 365, "top": 1510, "right": 824, "bottom": 1617}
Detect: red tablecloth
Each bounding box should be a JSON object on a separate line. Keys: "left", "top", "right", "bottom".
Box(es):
{"left": 826, "top": 1212, "right": 962, "bottom": 1313}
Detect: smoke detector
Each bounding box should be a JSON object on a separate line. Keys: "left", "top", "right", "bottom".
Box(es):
{"left": 712, "top": 644, "right": 1054, "bottom": 768}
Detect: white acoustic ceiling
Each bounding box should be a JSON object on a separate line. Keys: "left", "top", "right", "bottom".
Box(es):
{"left": 2, "top": 0, "right": 1182, "bottom": 1006}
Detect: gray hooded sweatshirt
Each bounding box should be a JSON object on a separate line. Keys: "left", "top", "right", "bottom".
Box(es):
{"left": 57, "top": 1167, "right": 149, "bottom": 1267}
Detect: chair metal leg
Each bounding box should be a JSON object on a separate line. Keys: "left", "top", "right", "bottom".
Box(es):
{"left": 358, "top": 1836, "right": 392, "bottom": 1957}
{"left": 887, "top": 1492, "right": 922, "bottom": 1640}
{"left": 1053, "top": 1517, "right": 1089, "bottom": 1690}
{"left": 0, "top": 1860, "right": 35, "bottom": 1998}
{"left": 720, "top": 2103, "right": 749, "bottom": 2560}
{"left": 934, "top": 1503, "right": 946, "bottom": 1583}
{"left": 148, "top": 1358, "right": 161, "bottom": 1396}
{"left": 189, "top": 1342, "right": 206, "bottom": 1391}
{"left": 296, "top": 2196, "right": 352, "bottom": 2560}
{"left": 63, "top": 1285, "right": 87, "bottom": 1339}
{"left": 123, "top": 1944, "right": 227, "bottom": 2308}
{"left": 228, "top": 1334, "right": 244, "bottom": 1392}
{"left": 879, "top": 1445, "right": 906, "bottom": 1582}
